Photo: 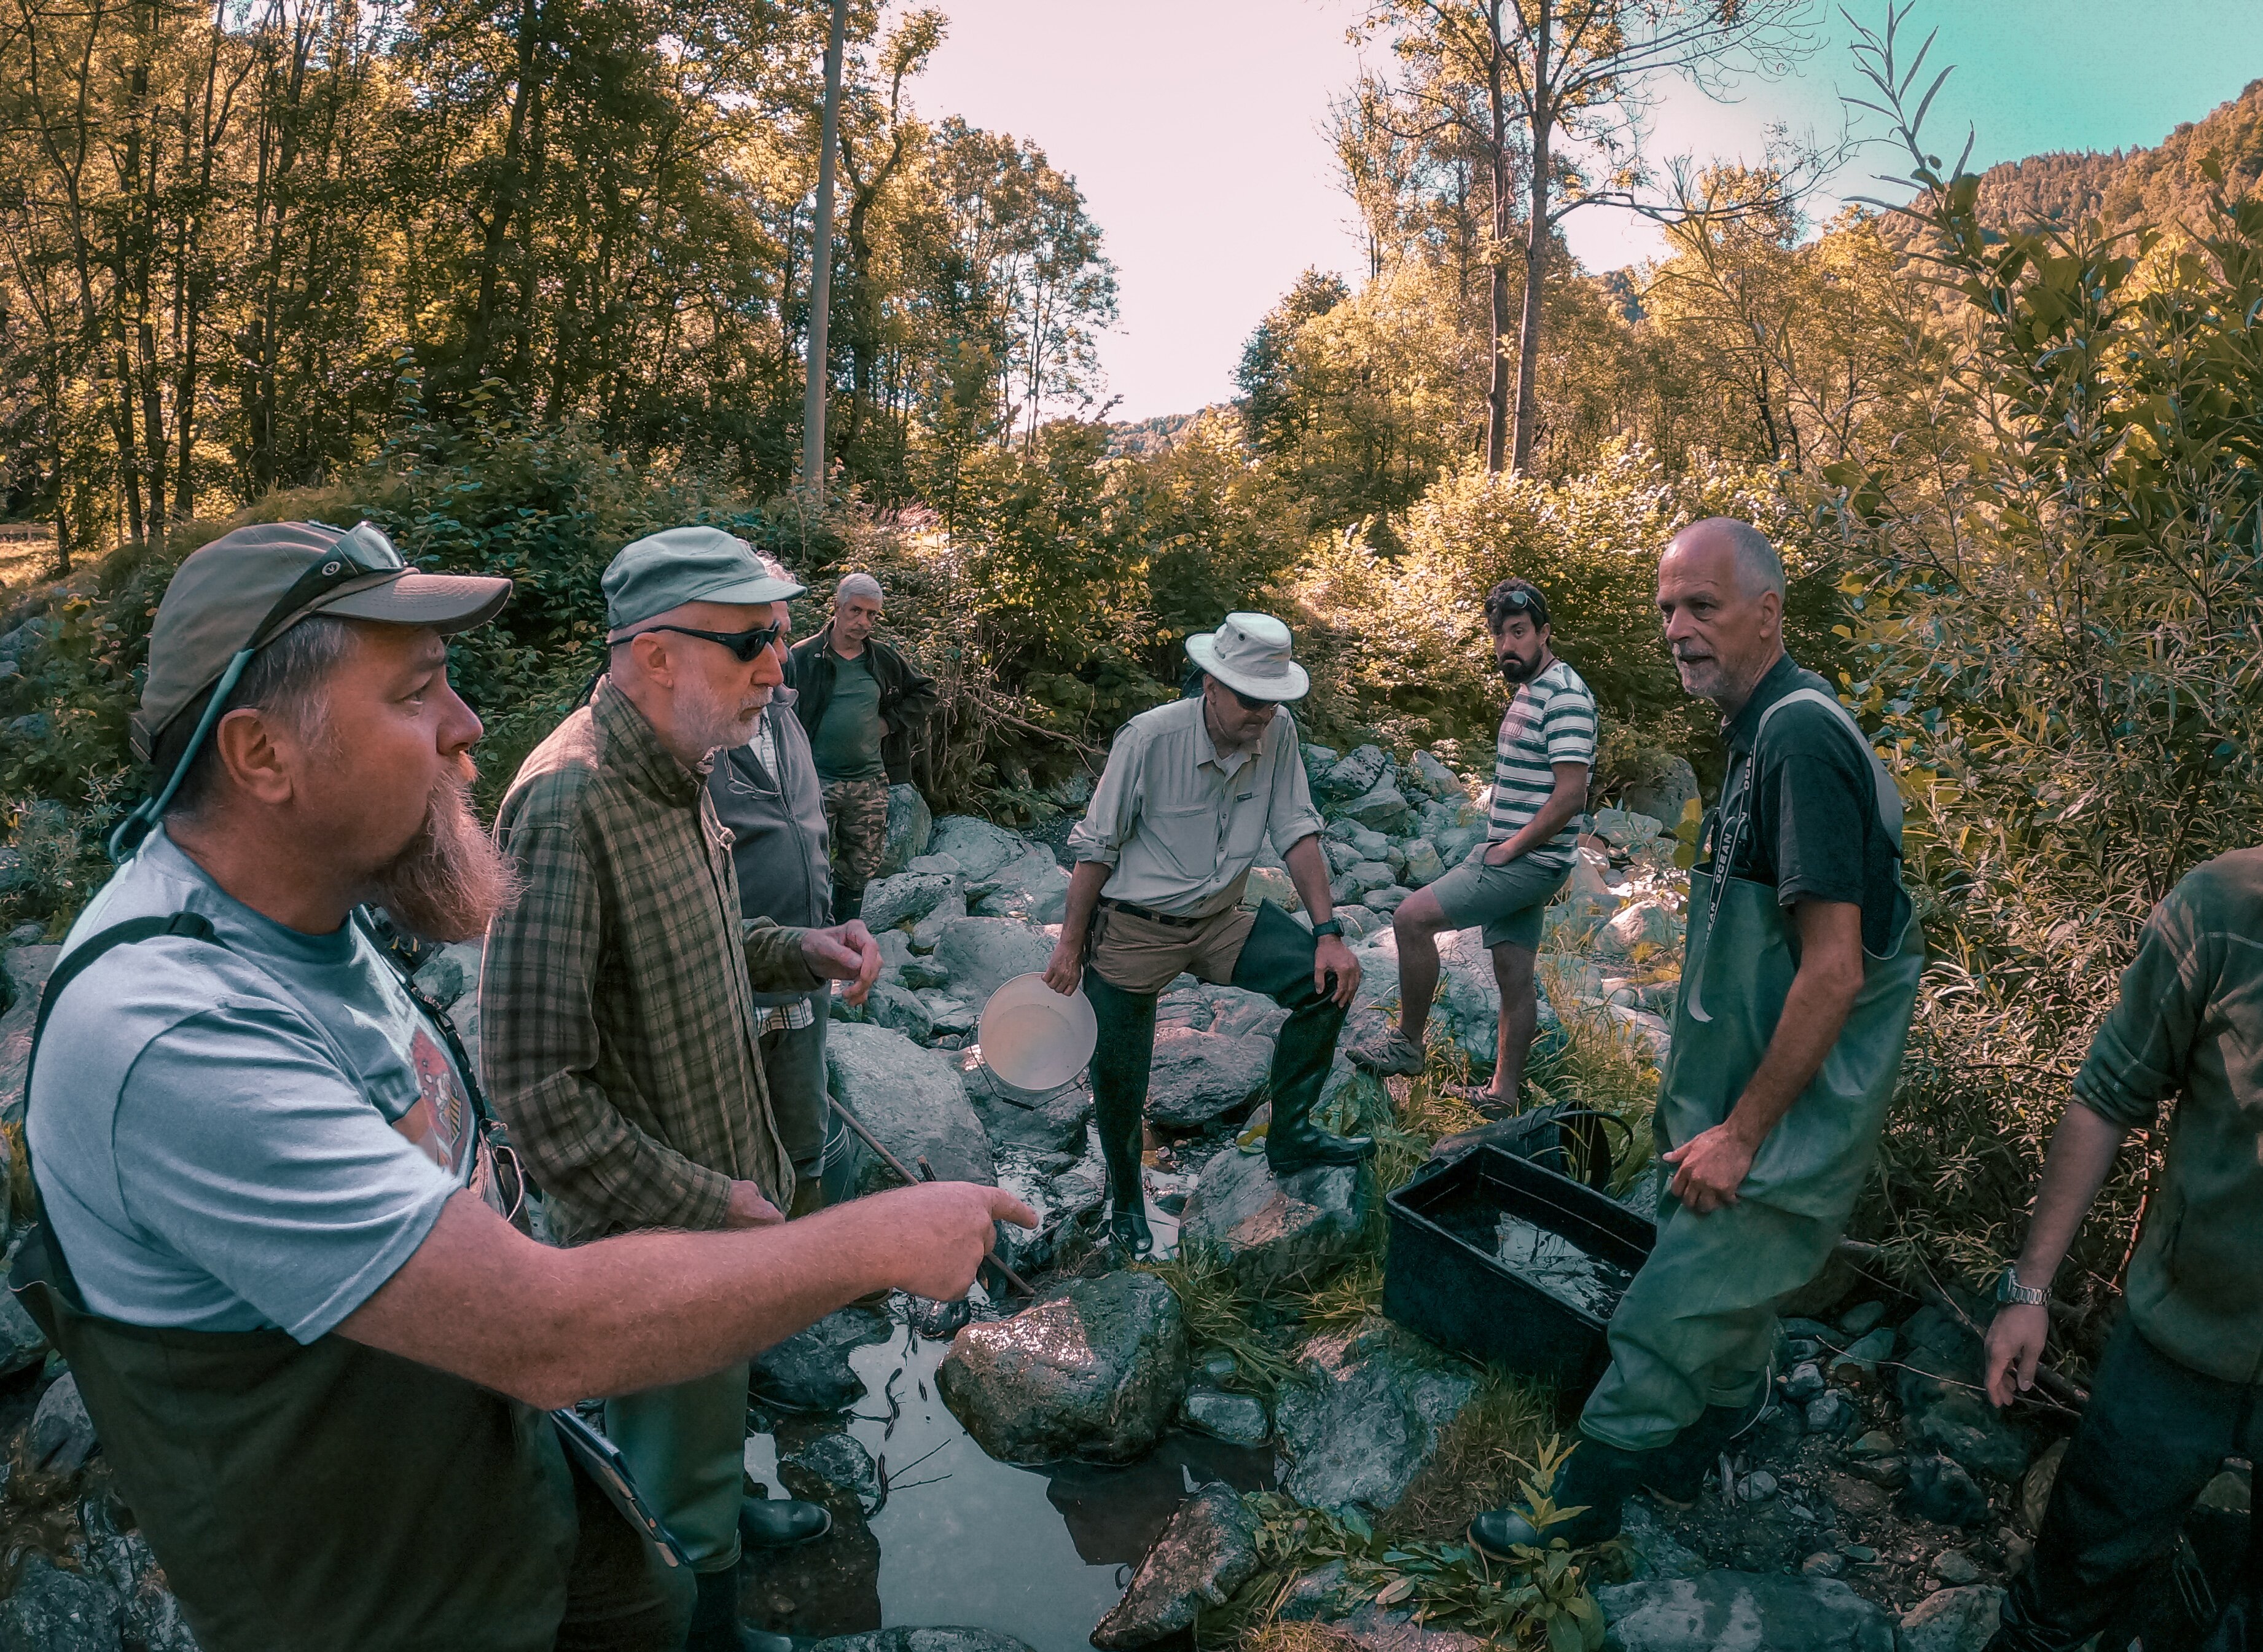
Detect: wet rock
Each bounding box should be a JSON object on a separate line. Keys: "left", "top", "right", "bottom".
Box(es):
{"left": 1620, "top": 1502, "right": 1707, "bottom": 1581}
{"left": 1898, "top": 1586, "right": 2004, "bottom": 1652}
{"left": 1090, "top": 1480, "right": 1261, "bottom": 1648}
{"left": 1181, "top": 1388, "right": 1270, "bottom": 1446}
{"left": 1275, "top": 1318, "right": 1479, "bottom": 1515}
{"left": 878, "top": 786, "right": 935, "bottom": 876}
{"left": 1782, "top": 1361, "right": 1826, "bottom": 1404}
{"left": 1829, "top": 1327, "right": 1895, "bottom": 1384}
{"left": 1, "top": 942, "right": 60, "bottom": 1127}
{"left": 1178, "top": 1149, "right": 1364, "bottom": 1293}
{"left": 1901, "top": 1455, "right": 1991, "bottom": 1527}
{"left": 751, "top": 1306, "right": 890, "bottom": 1415}
{"left": 0, "top": 1556, "right": 123, "bottom": 1652}
{"left": 862, "top": 872, "right": 963, "bottom": 935}
{"left": 1595, "top": 1572, "right": 1894, "bottom": 1652}
{"left": 1317, "top": 745, "right": 1389, "bottom": 801}
{"left": 969, "top": 844, "right": 1070, "bottom": 926}
{"left": 937, "top": 1270, "right": 1187, "bottom": 1465}
{"left": 1805, "top": 1390, "right": 1854, "bottom": 1435}
{"left": 1276, "top": 1562, "right": 1490, "bottom": 1651}
{"left": 0, "top": 1290, "right": 49, "bottom": 1377}
{"left": 1146, "top": 1028, "right": 1273, "bottom": 1130}
{"left": 810, "top": 1631, "right": 1039, "bottom": 1652}
{"left": 926, "top": 816, "right": 1025, "bottom": 883}
{"left": 929, "top": 917, "right": 1053, "bottom": 1003}
{"left": 828, "top": 1022, "right": 996, "bottom": 1192}
{"left": 783, "top": 1431, "right": 881, "bottom": 1503}
{"left": 31, "top": 1372, "right": 96, "bottom": 1476}
{"left": 1340, "top": 781, "right": 1417, "bottom": 837}
{"left": 1910, "top": 1392, "right": 2033, "bottom": 1482}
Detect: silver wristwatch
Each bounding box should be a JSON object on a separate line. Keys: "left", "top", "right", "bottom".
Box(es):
{"left": 1995, "top": 1266, "right": 2047, "bottom": 1307}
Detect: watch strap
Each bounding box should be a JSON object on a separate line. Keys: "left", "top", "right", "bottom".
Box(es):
{"left": 1310, "top": 918, "right": 1344, "bottom": 939}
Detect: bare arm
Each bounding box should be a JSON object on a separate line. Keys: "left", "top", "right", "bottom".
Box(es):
{"left": 1984, "top": 1103, "right": 2128, "bottom": 1405}
{"left": 1283, "top": 833, "right": 1360, "bottom": 1007}
{"left": 1483, "top": 761, "right": 1590, "bottom": 864}
{"left": 1664, "top": 898, "right": 1865, "bottom": 1213}
{"left": 339, "top": 1180, "right": 1036, "bottom": 1411}
{"left": 1044, "top": 861, "right": 1112, "bottom": 995}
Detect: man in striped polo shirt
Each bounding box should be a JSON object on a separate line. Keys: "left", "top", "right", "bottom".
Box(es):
{"left": 1351, "top": 577, "right": 1595, "bottom": 1105}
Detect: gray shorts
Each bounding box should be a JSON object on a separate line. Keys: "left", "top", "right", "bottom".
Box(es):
{"left": 1426, "top": 845, "right": 1571, "bottom": 952}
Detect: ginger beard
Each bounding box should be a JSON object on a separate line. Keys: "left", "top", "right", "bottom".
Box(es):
{"left": 372, "top": 767, "right": 520, "bottom": 944}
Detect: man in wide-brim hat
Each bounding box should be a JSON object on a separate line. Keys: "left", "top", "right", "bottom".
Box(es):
{"left": 1044, "top": 611, "right": 1369, "bottom": 1255}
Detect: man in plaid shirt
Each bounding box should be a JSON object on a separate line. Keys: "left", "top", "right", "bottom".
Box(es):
{"left": 483, "top": 527, "right": 883, "bottom": 1652}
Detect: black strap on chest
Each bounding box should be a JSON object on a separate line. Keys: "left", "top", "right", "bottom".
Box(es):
{"left": 13, "top": 912, "right": 224, "bottom": 1319}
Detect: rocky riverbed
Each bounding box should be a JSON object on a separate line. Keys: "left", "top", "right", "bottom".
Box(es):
{"left": 0, "top": 739, "right": 2207, "bottom": 1651}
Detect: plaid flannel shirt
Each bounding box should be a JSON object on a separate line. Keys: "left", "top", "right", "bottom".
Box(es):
{"left": 482, "top": 678, "right": 817, "bottom": 1242}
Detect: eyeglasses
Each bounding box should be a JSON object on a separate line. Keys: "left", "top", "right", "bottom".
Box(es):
{"left": 1229, "top": 686, "right": 1280, "bottom": 713}
{"left": 616, "top": 621, "right": 786, "bottom": 662}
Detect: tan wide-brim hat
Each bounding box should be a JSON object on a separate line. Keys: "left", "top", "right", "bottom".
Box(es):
{"left": 1185, "top": 611, "right": 1310, "bottom": 703}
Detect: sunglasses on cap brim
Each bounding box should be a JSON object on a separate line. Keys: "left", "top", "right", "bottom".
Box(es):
{"left": 109, "top": 521, "right": 410, "bottom": 863}
{"left": 614, "top": 621, "right": 787, "bottom": 662}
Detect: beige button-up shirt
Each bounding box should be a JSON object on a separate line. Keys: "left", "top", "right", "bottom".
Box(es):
{"left": 1065, "top": 696, "right": 1326, "bottom": 917}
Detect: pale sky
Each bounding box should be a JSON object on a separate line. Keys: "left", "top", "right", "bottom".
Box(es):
{"left": 909, "top": 1, "right": 2263, "bottom": 421}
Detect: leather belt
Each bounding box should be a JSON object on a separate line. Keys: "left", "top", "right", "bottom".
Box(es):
{"left": 1100, "top": 897, "right": 1206, "bottom": 930}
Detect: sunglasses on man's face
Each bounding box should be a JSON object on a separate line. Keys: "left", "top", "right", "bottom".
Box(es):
{"left": 1229, "top": 686, "right": 1280, "bottom": 713}
{"left": 619, "top": 621, "right": 786, "bottom": 662}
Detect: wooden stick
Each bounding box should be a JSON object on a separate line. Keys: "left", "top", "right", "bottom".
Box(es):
{"left": 826, "top": 1098, "right": 1033, "bottom": 1297}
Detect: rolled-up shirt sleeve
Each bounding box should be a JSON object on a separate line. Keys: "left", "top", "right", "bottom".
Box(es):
{"left": 1265, "top": 716, "right": 1325, "bottom": 852}
{"left": 2071, "top": 891, "right": 2210, "bottom": 1132}
{"left": 1066, "top": 729, "right": 1146, "bottom": 866}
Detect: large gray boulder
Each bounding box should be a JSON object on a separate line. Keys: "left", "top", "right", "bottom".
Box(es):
{"left": 1, "top": 942, "right": 59, "bottom": 1129}
{"left": 937, "top": 1270, "right": 1188, "bottom": 1465}
{"left": 1178, "top": 1149, "right": 1365, "bottom": 1292}
{"left": 1623, "top": 755, "right": 1701, "bottom": 831}
{"left": 1090, "top": 1481, "right": 1262, "bottom": 1648}
{"left": 0, "top": 1556, "right": 123, "bottom": 1652}
{"left": 1316, "top": 745, "right": 1389, "bottom": 801}
{"left": 0, "top": 1290, "right": 49, "bottom": 1377}
{"left": 1275, "top": 1318, "right": 1479, "bottom": 1516}
{"left": 856, "top": 977, "right": 934, "bottom": 1044}
{"left": 1596, "top": 1572, "right": 1894, "bottom": 1652}
{"left": 927, "top": 816, "right": 1025, "bottom": 883}
{"left": 862, "top": 871, "right": 963, "bottom": 935}
{"left": 968, "top": 843, "right": 1069, "bottom": 926}
{"left": 827, "top": 1022, "right": 995, "bottom": 1191}
{"left": 1897, "top": 1587, "right": 2004, "bottom": 1652}
{"left": 929, "top": 917, "right": 1053, "bottom": 1003}
{"left": 878, "top": 785, "right": 934, "bottom": 877}
{"left": 810, "top": 1633, "right": 1039, "bottom": 1652}
{"left": 961, "top": 1067, "right": 1093, "bottom": 1154}
{"left": 1340, "top": 781, "right": 1417, "bottom": 837}
{"left": 1146, "top": 1028, "right": 1273, "bottom": 1130}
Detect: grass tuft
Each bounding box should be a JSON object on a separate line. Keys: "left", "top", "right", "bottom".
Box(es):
{"left": 1383, "top": 1369, "right": 1565, "bottom": 1542}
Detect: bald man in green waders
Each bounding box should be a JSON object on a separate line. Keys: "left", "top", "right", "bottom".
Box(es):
{"left": 1471, "top": 517, "right": 1925, "bottom": 1557}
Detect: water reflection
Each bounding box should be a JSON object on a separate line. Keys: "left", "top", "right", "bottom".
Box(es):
{"left": 740, "top": 1315, "right": 1275, "bottom": 1649}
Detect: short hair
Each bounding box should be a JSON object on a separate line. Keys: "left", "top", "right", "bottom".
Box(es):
{"left": 1680, "top": 517, "right": 1783, "bottom": 600}
{"left": 154, "top": 616, "right": 356, "bottom": 819}
{"left": 1484, "top": 577, "right": 1550, "bottom": 633}
{"left": 834, "top": 572, "right": 883, "bottom": 607}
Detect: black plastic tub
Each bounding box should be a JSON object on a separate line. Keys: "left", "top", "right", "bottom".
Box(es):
{"left": 1382, "top": 1143, "right": 1657, "bottom": 1391}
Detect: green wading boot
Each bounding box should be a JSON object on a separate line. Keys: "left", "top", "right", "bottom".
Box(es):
{"left": 1084, "top": 969, "right": 1158, "bottom": 1257}
{"left": 1468, "top": 1433, "right": 1654, "bottom": 1558}
{"left": 687, "top": 1568, "right": 793, "bottom": 1652}
{"left": 738, "top": 1492, "right": 832, "bottom": 1549}
{"left": 1640, "top": 1380, "right": 1775, "bottom": 1503}
{"left": 1230, "top": 903, "right": 1372, "bottom": 1175}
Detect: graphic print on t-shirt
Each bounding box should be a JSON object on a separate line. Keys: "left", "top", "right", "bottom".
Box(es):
{"left": 394, "top": 1025, "right": 477, "bottom": 1178}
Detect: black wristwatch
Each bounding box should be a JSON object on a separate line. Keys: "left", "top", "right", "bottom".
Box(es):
{"left": 1310, "top": 918, "right": 1344, "bottom": 940}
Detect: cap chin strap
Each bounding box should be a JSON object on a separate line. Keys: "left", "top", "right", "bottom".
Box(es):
{"left": 105, "top": 644, "right": 256, "bottom": 864}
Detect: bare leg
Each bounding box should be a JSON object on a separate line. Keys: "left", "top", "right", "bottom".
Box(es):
{"left": 1391, "top": 887, "right": 1451, "bottom": 1046}
{"left": 1491, "top": 941, "right": 1540, "bottom": 1105}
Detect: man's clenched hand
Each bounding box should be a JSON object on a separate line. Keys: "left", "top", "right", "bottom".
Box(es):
{"left": 802, "top": 920, "right": 883, "bottom": 1005}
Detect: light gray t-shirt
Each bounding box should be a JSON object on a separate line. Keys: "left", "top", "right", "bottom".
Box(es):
{"left": 26, "top": 831, "right": 469, "bottom": 1341}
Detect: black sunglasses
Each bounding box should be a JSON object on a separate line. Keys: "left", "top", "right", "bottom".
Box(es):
{"left": 1229, "top": 685, "right": 1280, "bottom": 712}
{"left": 616, "top": 621, "right": 786, "bottom": 662}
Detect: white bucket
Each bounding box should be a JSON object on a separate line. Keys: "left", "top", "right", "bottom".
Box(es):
{"left": 977, "top": 972, "right": 1098, "bottom": 1092}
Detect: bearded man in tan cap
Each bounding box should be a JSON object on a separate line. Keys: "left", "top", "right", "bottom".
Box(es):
{"left": 1044, "top": 611, "right": 1368, "bottom": 1256}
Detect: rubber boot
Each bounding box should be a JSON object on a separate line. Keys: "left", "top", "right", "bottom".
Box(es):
{"left": 686, "top": 1568, "right": 792, "bottom": 1652}
{"left": 1468, "top": 1433, "right": 1653, "bottom": 1557}
{"left": 1641, "top": 1377, "right": 1773, "bottom": 1503}
{"left": 1230, "top": 902, "right": 1371, "bottom": 1174}
{"left": 831, "top": 878, "right": 865, "bottom": 923}
{"left": 1083, "top": 969, "right": 1157, "bottom": 1257}
{"left": 738, "top": 1492, "right": 831, "bottom": 1549}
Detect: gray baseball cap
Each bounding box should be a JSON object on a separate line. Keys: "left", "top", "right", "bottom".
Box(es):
{"left": 135, "top": 520, "right": 511, "bottom": 760}
{"left": 603, "top": 527, "right": 806, "bottom": 635}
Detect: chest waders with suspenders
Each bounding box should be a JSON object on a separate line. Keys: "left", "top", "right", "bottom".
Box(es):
{"left": 9, "top": 911, "right": 684, "bottom": 1652}
{"left": 1578, "top": 689, "right": 1926, "bottom": 1452}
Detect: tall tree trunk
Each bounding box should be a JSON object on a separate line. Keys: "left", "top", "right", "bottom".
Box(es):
{"left": 1483, "top": 2, "right": 1512, "bottom": 472}
{"left": 464, "top": 0, "right": 544, "bottom": 390}
{"left": 1508, "top": 3, "right": 1552, "bottom": 476}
